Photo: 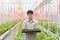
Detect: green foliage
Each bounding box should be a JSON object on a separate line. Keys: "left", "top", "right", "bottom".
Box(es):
{"left": 58, "top": 27, "right": 60, "bottom": 33}
{"left": 49, "top": 24, "right": 57, "bottom": 33}
{"left": 0, "top": 20, "right": 19, "bottom": 35}
{"left": 38, "top": 19, "right": 57, "bottom": 34}
{"left": 14, "top": 32, "right": 22, "bottom": 40}
{"left": 45, "top": 37, "right": 57, "bottom": 40}
{"left": 36, "top": 32, "right": 50, "bottom": 40}
{"left": 58, "top": 27, "right": 60, "bottom": 36}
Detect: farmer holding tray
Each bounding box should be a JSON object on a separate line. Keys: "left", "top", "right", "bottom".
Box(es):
{"left": 22, "top": 10, "right": 39, "bottom": 40}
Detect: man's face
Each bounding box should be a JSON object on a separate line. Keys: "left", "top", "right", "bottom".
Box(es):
{"left": 28, "top": 13, "right": 33, "bottom": 20}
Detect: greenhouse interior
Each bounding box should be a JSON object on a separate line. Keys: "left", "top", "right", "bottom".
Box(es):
{"left": 0, "top": 0, "right": 60, "bottom": 40}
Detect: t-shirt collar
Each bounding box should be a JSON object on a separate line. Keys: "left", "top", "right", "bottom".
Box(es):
{"left": 28, "top": 19, "right": 34, "bottom": 23}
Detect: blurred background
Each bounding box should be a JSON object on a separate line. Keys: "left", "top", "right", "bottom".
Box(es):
{"left": 0, "top": 0, "right": 60, "bottom": 24}
{"left": 0, "top": 0, "right": 60, "bottom": 40}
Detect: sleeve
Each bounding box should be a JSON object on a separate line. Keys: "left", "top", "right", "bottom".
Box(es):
{"left": 22, "top": 21, "right": 27, "bottom": 29}
{"left": 34, "top": 21, "right": 39, "bottom": 29}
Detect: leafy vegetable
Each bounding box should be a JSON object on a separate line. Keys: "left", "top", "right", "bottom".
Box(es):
{"left": 0, "top": 20, "right": 19, "bottom": 35}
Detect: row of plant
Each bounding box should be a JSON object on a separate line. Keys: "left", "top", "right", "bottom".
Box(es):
{"left": 58, "top": 26, "right": 60, "bottom": 36}
{"left": 0, "top": 20, "right": 19, "bottom": 35}
{"left": 36, "top": 32, "right": 57, "bottom": 40}
{"left": 14, "top": 20, "right": 57, "bottom": 40}
{"left": 38, "top": 19, "right": 57, "bottom": 34}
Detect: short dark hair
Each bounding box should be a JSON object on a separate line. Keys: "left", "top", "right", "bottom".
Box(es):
{"left": 27, "top": 10, "right": 33, "bottom": 15}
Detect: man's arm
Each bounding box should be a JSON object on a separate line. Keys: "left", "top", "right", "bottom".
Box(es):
{"left": 22, "top": 21, "right": 27, "bottom": 29}
{"left": 34, "top": 21, "right": 39, "bottom": 29}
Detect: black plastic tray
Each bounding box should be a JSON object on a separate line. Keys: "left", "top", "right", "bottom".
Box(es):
{"left": 22, "top": 29, "right": 41, "bottom": 33}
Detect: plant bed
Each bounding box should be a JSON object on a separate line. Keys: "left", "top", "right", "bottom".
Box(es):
{"left": 38, "top": 20, "right": 57, "bottom": 34}
{"left": 0, "top": 20, "right": 19, "bottom": 35}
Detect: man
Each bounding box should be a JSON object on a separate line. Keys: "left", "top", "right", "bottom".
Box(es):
{"left": 22, "top": 10, "right": 39, "bottom": 40}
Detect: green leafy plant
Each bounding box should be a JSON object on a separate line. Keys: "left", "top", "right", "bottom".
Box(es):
{"left": 0, "top": 20, "right": 19, "bottom": 35}
{"left": 49, "top": 24, "right": 57, "bottom": 33}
